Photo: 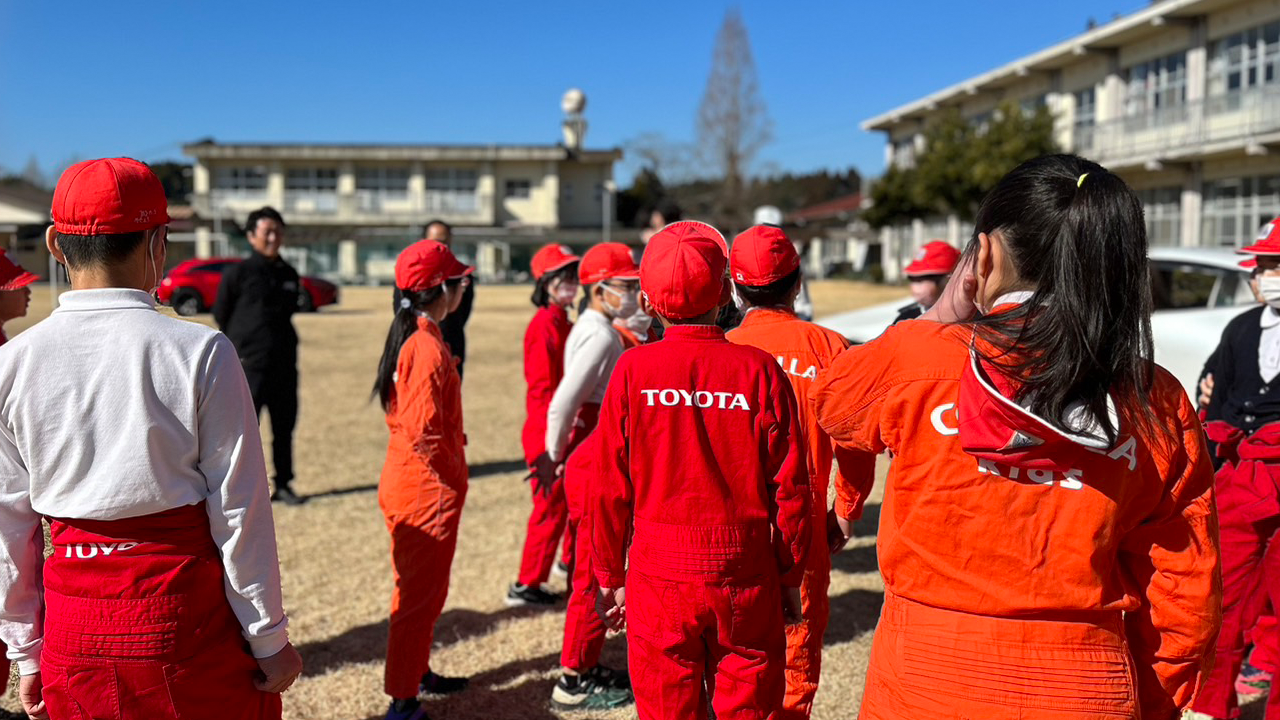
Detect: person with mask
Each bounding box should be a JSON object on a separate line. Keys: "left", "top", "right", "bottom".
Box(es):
{"left": 613, "top": 308, "right": 656, "bottom": 347}
{"left": 893, "top": 240, "right": 960, "bottom": 324}
{"left": 214, "top": 206, "right": 305, "bottom": 505}
{"left": 1190, "top": 219, "right": 1280, "bottom": 720}
{"left": 532, "top": 242, "right": 638, "bottom": 711}
{"left": 511, "top": 244, "right": 580, "bottom": 606}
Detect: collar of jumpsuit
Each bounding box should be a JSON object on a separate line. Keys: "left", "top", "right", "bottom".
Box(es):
{"left": 55, "top": 288, "right": 157, "bottom": 313}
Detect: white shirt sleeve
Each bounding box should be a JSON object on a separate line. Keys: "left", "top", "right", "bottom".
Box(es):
{"left": 197, "top": 335, "right": 290, "bottom": 659}
{"left": 545, "top": 324, "right": 616, "bottom": 463}
{"left": 0, "top": 417, "right": 44, "bottom": 675}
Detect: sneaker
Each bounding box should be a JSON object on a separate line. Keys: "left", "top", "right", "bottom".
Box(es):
{"left": 552, "top": 560, "right": 570, "bottom": 579}
{"left": 385, "top": 698, "right": 427, "bottom": 720}
{"left": 587, "top": 664, "right": 630, "bottom": 690}
{"left": 550, "top": 672, "right": 634, "bottom": 711}
{"left": 506, "top": 582, "right": 560, "bottom": 607}
{"left": 1235, "top": 659, "right": 1272, "bottom": 696}
{"left": 419, "top": 670, "right": 468, "bottom": 695}
{"left": 271, "top": 484, "right": 306, "bottom": 506}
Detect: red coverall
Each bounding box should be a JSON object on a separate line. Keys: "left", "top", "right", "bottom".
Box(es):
{"left": 560, "top": 416, "right": 604, "bottom": 672}
{"left": 812, "top": 320, "right": 1221, "bottom": 720}
{"left": 591, "top": 324, "right": 812, "bottom": 720}
{"left": 726, "top": 307, "right": 876, "bottom": 719}
{"left": 519, "top": 304, "right": 574, "bottom": 587}
{"left": 379, "top": 317, "right": 468, "bottom": 699}
{"left": 41, "top": 504, "right": 279, "bottom": 719}
{"left": 1194, "top": 420, "right": 1280, "bottom": 719}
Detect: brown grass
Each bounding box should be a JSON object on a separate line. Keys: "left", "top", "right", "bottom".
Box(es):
{"left": 14, "top": 280, "right": 1252, "bottom": 720}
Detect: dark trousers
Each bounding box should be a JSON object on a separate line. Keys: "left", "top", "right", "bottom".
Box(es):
{"left": 244, "top": 365, "right": 298, "bottom": 486}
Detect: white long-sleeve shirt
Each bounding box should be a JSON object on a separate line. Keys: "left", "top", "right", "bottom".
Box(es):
{"left": 545, "top": 309, "right": 623, "bottom": 462}
{"left": 0, "top": 289, "right": 289, "bottom": 674}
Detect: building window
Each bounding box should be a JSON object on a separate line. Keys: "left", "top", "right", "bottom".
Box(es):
{"left": 1072, "top": 87, "right": 1096, "bottom": 152}
{"left": 563, "top": 182, "right": 575, "bottom": 203}
{"left": 1138, "top": 186, "right": 1182, "bottom": 247}
{"left": 1124, "top": 52, "right": 1187, "bottom": 127}
{"left": 891, "top": 137, "right": 916, "bottom": 168}
{"left": 283, "top": 167, "right": 338, "bottom": 214}
{"left": 504, "top": 179, "right": 531, "bottom": 199}
{"left": 356, "top": 167, "right": 409, "bottom": 194}
{"left": 425, "top": 168, "right": 479, "bottom": 214}
{"left": 212, "top": 166, "right": 267, "bottom": 194}
{"left": 1019, "top": 94, "right": 1047, "bottom": 117}
{"left": 1208, "top": 21, "right": 1280, "bottom": 113}
{"left": 1202, "top": 175, "right": 1280, "bottom": 247}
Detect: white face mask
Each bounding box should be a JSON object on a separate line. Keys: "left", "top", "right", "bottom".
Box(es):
{"left": 1260, "top": 276, "right": 1280, "bottom": 309}
{"left": 600, "top": 283, "right": 639, "bottom": 319}
{"left": 551, "top": 279, "right": 579, "bottom": 307}
{"left": 621, "top": 311, "right": 653, "bottom": 335}
{"left": 730, "top": 285, "right": 746, "bottom": 312}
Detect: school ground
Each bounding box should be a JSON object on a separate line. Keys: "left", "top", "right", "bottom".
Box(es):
{"left": 1, "top": 283, "right": 1269, "bottom": 720}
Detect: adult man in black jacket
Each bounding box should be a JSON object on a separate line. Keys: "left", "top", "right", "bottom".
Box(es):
{"left": 214, "top": 206, "right": 305, "bottom": 505}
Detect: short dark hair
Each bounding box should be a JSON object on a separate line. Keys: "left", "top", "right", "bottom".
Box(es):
{"left": 57, "top": 232, "right": 147, "bottom": 268}
{"left": 425, "top": 219, "right": 452, "bottom": 235}
{"left": 906, "top": 273, "right": 947, "bottom": 284}
{"left": 530, "top": 262, "right": 580, "bottom": 308}
{"left": 246, "top": 206, "right": 285, "bottom": 235}
{"left": 734, "top": 267, "right": 801, "bottom": 309}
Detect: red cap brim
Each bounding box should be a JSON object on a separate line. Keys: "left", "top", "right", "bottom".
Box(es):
{"left": 0, "top": 271, "right": 39, "bottom": 291}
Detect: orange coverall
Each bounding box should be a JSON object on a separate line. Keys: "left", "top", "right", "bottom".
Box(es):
{"left": 812, "top": 319, "right": 1221, "bottom": 720}
{"left": 726, "top": 307, "right": 875, "bottom": 719}
{"left": 378, "top": 317, "right": 468, "bottom": 699}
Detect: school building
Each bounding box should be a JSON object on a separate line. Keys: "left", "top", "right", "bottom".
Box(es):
{"left": 865, "top": 0, "right": 1280, "bottom": 280}
{"left": 183, "top": 99, "right": 622, "bottom": 282}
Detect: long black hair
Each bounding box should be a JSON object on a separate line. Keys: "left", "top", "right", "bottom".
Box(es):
{"left": 530, "top": 262, "right": 580, "bottom": 308}
{"left": 373, "top": 285, "right": 446, "bottom": 412}
{"left": 968, "top": 154, "right": 1154, "bottom": 444}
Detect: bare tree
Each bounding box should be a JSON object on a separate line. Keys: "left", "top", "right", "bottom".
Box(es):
{"left": 697, "top": 7, "right": 772, "bottom": 230}
{"left": 627, "top": 132, "right": 698, "bottom": 186}
{"left": 21, "top": 155, "right": 45, "bottom": 190}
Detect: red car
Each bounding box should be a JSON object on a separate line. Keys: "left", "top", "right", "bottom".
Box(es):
{"left": 158, "top": 257, "right": 340, "bottom": 317}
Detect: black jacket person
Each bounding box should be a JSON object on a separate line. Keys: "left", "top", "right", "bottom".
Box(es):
{"left": 213, "top": 206, "right": 305, "bottom": 504}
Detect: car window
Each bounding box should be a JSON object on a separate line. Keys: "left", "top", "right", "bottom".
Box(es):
{"left": 194, "top": 262, "right": 229, "bottom": 274}
{"left": 1150, "top": 262, "right": 1222, "bottom": 310}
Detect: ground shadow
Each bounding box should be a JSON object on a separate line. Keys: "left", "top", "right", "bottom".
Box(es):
{"left": 300, "top": 603, "right": 562, "bottom": 677}
{"left": 296, "top": 459, "right": 526, "bottom": 501}
{"left": 852, "top": 502, "right": 881, "bottom": 537}
{"left": 824, "top": 587, "right": 885, "bottom": 645}
{"left": 830, "top": 543, "right": 879, "bottom": 575}
{"left": 360, "top": 651, "right": 567, "bottom": 720}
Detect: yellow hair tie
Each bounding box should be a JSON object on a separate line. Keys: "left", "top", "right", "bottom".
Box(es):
{"left": 1077, "top": 173, "right": 1089, "bottom": 188}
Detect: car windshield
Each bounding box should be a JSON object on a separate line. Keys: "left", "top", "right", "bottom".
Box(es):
{"left": 1150, "top": 261, "right": 1240, "bottom": 310}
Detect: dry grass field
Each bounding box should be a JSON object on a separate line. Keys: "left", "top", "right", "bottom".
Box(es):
{"left": 0, "top": 281, "right": 1263, "bottom": 720}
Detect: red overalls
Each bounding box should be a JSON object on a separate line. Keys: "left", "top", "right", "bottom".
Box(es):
{"left": 379, "top": 318, "right": 468, "bottom": 699}
{"left": 559, "top": 407, "right": 603, "bottom": 672}
{"left": 519, "top": 305, "right": 575, "bottom": 587}
{"left": 812, "top": 320, "right": 1221, "bottom": 720}
{"left": 40, "top": 503, "right": 279, "bottom": 720}
{"left": 591, "top": 325, "right": 811, "bottom": 719}
{"left": 1193, "top": 420, "right": 1280, "bottom": 719}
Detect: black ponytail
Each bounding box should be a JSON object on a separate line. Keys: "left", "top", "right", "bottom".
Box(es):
{"left": 967, "top": 154, "right": 1154, "bottom": 444}
{"left": 373, "top": 285, "right": 446, "bottom": 412}
{"left": 530, "top": 262, "right": 580, "bottom": 308}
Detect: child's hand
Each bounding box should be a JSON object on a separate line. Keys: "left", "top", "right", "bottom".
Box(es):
{"left": 19, "top": 673, "right": 46, "bottom": 719}
{"left": 1198, "top": 373, "right": 1214, "bottom": 410}
{"left": 527, "top": 452, "right": 561, "bottom": 497}
{"left": 826, "top": 509, "right": 852, "bottom": 554}
{"left": 255, "top": 642, "right": 303, "bottom": 694}
{"left": 781, "top": 586, "right": 804, "bottom": 626}
{"left": 597, "top": 586, "right": 627, "bottom": 631}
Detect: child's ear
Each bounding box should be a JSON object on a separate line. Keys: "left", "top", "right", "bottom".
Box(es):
{"left": 45, "top": 225, "right": 66, "bottom": 265}
{"left": 639, "top": 290, "right": 656, "bottom": 317}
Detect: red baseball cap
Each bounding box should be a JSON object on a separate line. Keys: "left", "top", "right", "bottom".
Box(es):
{"left": 1242, "top": 257, "right": 1258, "bottom": 269}
{"left": 52, "top": 158, "right": 170, "bottom": 235}
{"left": 531, "top": 244, "right": 580, "bottom": 280}
{"left": 904, "top": 241, "right": 960, "bottom": 277}
{"left": 1240, "top": 217, "right": 1280, "bottom": 255}
{"left": 730, "top": 225, "right": 800, "bottom": 286}
{"left": 640, "top": 221, "right": 728, "bottom": 320}
{"left": 0, "top": 252, "right": 37, "bottom": 291}
{"left": 579, "top": 242, "right": 639, "bottom": 285}
{"left": 395, "top": 240, "right": 471, "bottom": 292}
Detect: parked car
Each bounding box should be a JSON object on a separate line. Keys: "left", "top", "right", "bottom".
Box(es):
{"left": 816, "top": 247, "right": 1255, "bottom": 399}
{"left": 157, "top": 258, "right": 340, "bottom": 317}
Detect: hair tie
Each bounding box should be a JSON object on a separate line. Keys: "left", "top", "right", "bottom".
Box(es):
{"left": 399, "top": 297, "right": 411, "bottom": 310}
{"left": 1076, "top": 173, "right": 1089, "bottom": 188}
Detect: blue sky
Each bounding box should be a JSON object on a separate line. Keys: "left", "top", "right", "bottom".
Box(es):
{"left": 0, "top": 1, "right": 1144, "bottom": 187}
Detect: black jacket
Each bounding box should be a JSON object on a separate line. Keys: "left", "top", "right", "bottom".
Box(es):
{"left": 214, "top": 252, "right": 301, "bottom": 371}
{"left": 1203, "top": 305, "right": 1280, "bottom": 435}
{"left": 893, "top": 302, "right": 923, "bottom": 325}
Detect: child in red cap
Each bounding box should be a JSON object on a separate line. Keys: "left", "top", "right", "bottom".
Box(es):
{"left": 512, "top": 244, "right": 580, "bottom": 606}
{"left": 591, "top": 220, "right": 811, "bottom": 719}
{"left": 0, "top": 251, "right": 37, "bottom": 346}
{"left": 374, "top": 239, "right": 473, "bottom": 720}
{"left": 725, "top": 224, "right": 876, "bottom": 720}
{"left": 537, "top": 242, "right": 638, "bottom": 711}
{"left": 0, "top": 158, "right": 301, "bottom": 719}
{"left": 895, "top": 239, "right": 960, "bottom": 323}
{"left": 1191, "top": 216, "right": 1280, "bottom": 720}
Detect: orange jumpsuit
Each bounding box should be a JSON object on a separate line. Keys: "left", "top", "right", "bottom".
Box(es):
{"left": 812, "top": 319, "right": 1222, "bottom": 720}
{"left": 726, "top": 307, "right": 875, "bottom": 719}
{"left": 378, "top": 317, "right": 468, "bottom": 699}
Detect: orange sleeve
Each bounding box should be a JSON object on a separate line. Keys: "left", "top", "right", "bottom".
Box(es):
{"left": 764, "top": 362, "right": 812, "bottom": 587}
{"left": 1119, "top": 385, "right": 1222, "bottom": 719}
{"left": 831, "top": 445, "right": 876, "bottom": 521}
{"left": 811, "top": 328, "right": 905, "bottom": 456}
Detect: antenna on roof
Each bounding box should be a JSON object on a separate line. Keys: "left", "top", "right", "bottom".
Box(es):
{"left": 561, "top": 88, "right": 587, "bottom": 152}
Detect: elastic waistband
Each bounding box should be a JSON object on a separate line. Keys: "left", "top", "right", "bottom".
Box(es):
{"left": 880, "top": 591, "right": 1126, "bottom": 645}
{"left": 630, "top": 518, "right": 774, "bottom": 582}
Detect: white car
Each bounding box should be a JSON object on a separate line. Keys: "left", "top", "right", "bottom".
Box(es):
{"left": 816, "top": 247, "right": 1255, "bottom": 399}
